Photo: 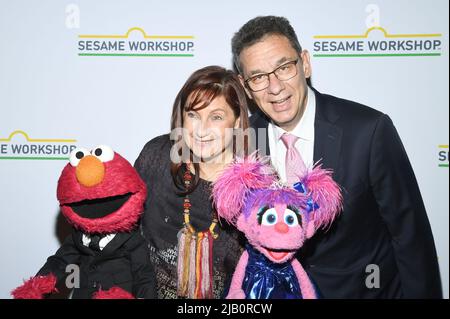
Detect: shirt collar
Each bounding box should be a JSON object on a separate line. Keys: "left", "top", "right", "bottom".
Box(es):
{"left": 272, "top": 87, "right": 316, "bottom": 141}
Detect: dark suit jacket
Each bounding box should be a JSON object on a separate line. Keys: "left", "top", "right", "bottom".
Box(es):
{"left": 250, "top": 88, "right": 442, "bottom": 298}
{"left": 37, "top": 228, "right": 156, "bottom": 299}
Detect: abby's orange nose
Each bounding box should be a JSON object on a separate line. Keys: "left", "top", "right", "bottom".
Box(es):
{"left": 75, "top": 155, "right": 105, "bottom": 187}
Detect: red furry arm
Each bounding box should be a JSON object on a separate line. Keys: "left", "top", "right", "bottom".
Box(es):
{"left": 291, "top": 259, "right": 317, "bottom": 299}
{"left": 226, "top": 250, "right": 249, "bottom": 299}
{"left": 11, "top": 273, "right": 58, "bottom": 299}
{"left": 92, "top": 287, "right": 135, "bottom": 299}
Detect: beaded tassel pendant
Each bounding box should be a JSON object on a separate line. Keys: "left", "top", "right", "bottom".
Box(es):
{"left": 176, "top": 165, "right": 218, "bottom": 299}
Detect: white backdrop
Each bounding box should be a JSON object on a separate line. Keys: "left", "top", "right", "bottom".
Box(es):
{"left": 0, "top": 0, "right": 448, "bottom": 298}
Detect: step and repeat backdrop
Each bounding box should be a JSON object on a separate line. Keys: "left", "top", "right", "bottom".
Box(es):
{"left": 0, "top": 0, "right": 448, "bottom": 298}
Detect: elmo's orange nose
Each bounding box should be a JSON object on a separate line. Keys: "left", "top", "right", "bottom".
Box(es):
{"left": 76, "top": 155, "right": 105, "bottom": 187}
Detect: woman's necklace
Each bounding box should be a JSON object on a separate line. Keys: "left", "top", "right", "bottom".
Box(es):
{"left": 176, "top": 163, "right": 219, "bottom": 299}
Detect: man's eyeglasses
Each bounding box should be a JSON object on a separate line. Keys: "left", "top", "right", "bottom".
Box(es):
{"left": 244, "top": 59, "right": 299, "bottom": 92}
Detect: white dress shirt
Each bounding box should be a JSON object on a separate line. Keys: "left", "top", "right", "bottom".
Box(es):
{"left": 268, "top": 87, "right": 316, "bottom": 183}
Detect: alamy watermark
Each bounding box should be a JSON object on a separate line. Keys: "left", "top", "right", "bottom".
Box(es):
{"left": 365, "top": 264, "right": 380, "bottom": 289}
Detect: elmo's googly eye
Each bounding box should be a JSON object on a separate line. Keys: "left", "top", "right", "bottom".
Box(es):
{"left": 261, "top": 208, "right": 278, "bottom": 226}
{"left": 69, "top": 147, "right": 90, "bottom": 167}
{"left": 91, "top": 145, "right": 114, "bottom": 162}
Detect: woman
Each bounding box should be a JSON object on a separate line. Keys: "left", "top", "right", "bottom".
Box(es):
{"left": 134, "top": 66, "right": 249, "bottom": 299}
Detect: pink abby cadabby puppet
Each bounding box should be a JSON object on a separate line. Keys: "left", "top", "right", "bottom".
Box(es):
{"left": 212, "top": 153, "right": 342, "bottom": 299}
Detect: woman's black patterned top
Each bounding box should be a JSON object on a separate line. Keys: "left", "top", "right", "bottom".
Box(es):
{"left": 134, "top": 134, "right": 244, "bottom": 299}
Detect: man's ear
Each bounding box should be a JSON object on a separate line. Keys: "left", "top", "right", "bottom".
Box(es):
{"left": 305, "top": 212, "right": 316, "bottom": 239}
{"left": 300, "top": 50, "right": 312, "bottom": 79}
{"left": 238, "top": 74, "right": 253, "bottom": 100}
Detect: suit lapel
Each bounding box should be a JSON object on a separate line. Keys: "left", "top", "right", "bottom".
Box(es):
{"left": 99, "top": 232, "right": 133, "bottom": 257}
{"left": 250, "top": 88, "right": 343, "bottom": 175}
{"left": 73, "top": 231, "right": 95, "bottom": 256}
{"left": 313, "top": 88, "right": 343, "bottom": 179}
{"left": 313, "top": 119, "right": 342, "bottom": 168}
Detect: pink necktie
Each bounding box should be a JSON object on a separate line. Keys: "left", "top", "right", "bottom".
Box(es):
{"left": 281, "top": 133, "right": 307, "bottom": 185}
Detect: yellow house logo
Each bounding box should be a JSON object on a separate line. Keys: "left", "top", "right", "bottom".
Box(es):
{"left": 0, "top": 130, "right": 77, "bottom": 160}
{"left": 78, "top": 27, "right": 195, "bottom": 57}
{"left": 313, "top": 26, "right": 442, "bottom": 58}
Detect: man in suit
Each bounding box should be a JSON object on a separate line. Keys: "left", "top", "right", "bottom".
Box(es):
{"left": 231, "top": 15, "right": 442, "bottom": 298}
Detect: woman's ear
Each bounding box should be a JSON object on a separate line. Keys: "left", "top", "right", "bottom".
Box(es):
{"left": 234, "top": 116, "right": 241, "bottom": 129}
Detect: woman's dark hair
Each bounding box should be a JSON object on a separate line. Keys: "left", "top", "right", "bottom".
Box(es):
{"left": 170, "top": 65, "right": 250, "bottom": 195}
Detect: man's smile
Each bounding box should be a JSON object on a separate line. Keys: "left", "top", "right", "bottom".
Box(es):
{"left": 270, "top": 95, "right": 292, "bottom": 112}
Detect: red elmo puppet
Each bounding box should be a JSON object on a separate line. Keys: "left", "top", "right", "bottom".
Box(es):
{"left": 12, "top": 145, "right": 156, "bottom": 299}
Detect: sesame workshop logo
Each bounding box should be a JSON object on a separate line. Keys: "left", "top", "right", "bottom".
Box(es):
{"left": 77, "top": 27, "right": 195, "bottom": 57}
{"left": 0, "top": 130, "right": 77, "bottom": 160}
{"left": 313, "top": 26, "right": 442, "bottom": 58}
{"left": 438, "top": 145, "right": 449, "bottom": 168}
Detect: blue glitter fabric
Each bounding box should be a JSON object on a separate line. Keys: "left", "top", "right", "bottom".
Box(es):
{"left": 242, "top": 244, "right": 307, "bottom": 299}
